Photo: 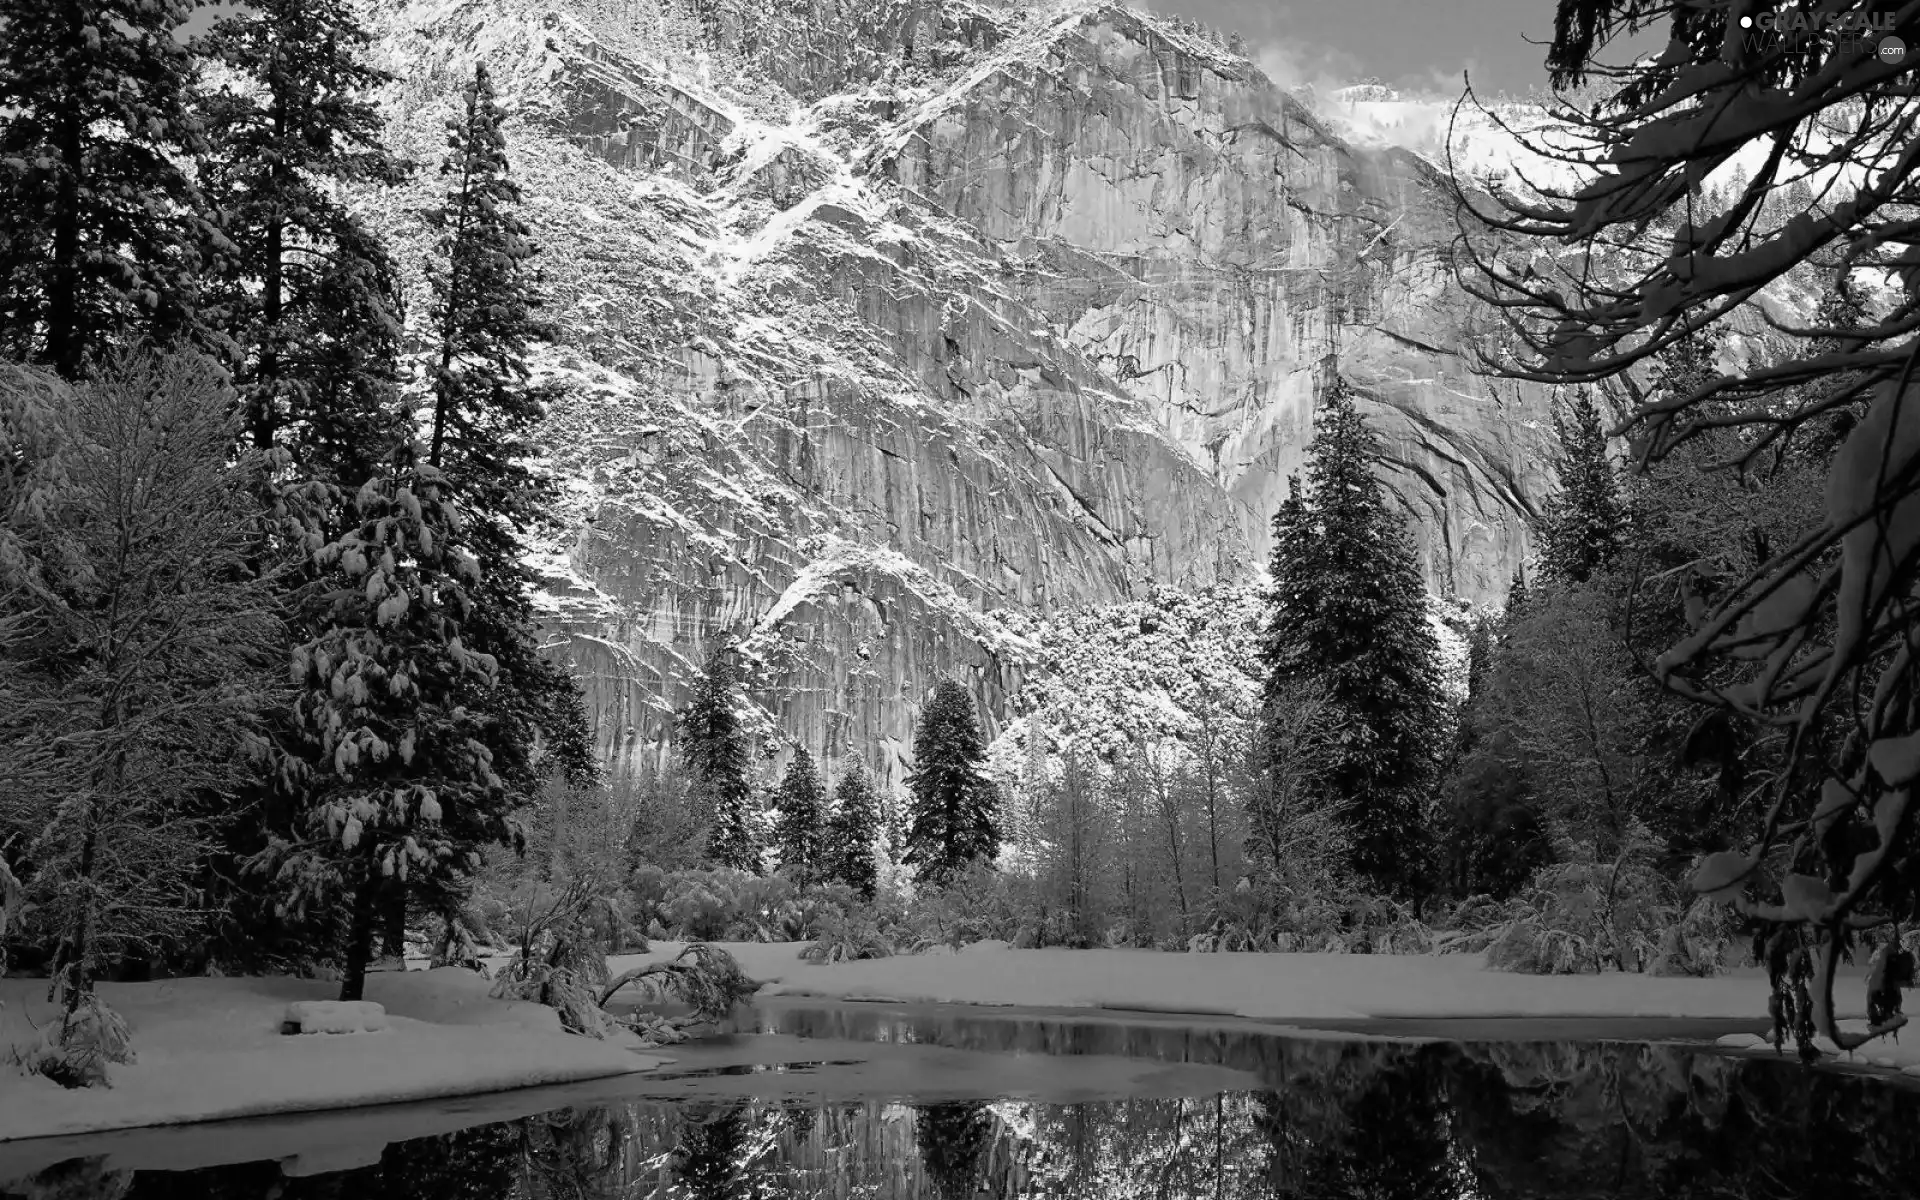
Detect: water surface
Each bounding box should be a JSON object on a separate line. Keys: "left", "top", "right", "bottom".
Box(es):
{"left": 4, "top": 1004, "right": 1916, "bottom": 1199}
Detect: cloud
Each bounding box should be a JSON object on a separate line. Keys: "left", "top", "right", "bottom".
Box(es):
{"left": 1248, "top": 35, "right": 1367, "bottom": 96}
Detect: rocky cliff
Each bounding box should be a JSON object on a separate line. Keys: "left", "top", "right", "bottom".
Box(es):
{"left": 365, "top": 0, "right": 1556, "bottom": 787}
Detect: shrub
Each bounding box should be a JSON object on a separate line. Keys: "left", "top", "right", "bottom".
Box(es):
{"left": 659, "top": 869, "right": 747, "bottom": 941}
{"left": 900, "top": 861, "right": 1019, "bottom": 951}
{"left": 1182, "top": 877, "right": 1435, "bottom": 955}
{"left": 799, "top": 908, "right": 893, "bottom": 963}
{"left": 631, "top": 868, "right": 853, "bottom": 943}
{"left": 7, "top": 993, "right": 136, "bottom": 1089}
{"left": 1468, "top": 829, "right": 1731, "bottom": 976}
{"left": 490, "top": 879, "right": 619, "bottom": 1037}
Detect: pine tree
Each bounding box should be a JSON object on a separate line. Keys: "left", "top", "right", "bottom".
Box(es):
{"left": 424, "top": 64, "right": 550, "bottom": 486}
{"left": 1261, "top": 373, "right": 1447, "bottom": 897}
{"left": 771, "top": 746, "right": 826, "bottom": 883}
{"left": 1505, "top": 567, "right": 1530, "bottom": 619}
{"left": 682, "top": 645, "right": 760, "bottom": 873}
{"left": 1536, "top": 392, "right": 1624, "bottom": 588}
{"left": 419, "top": 62, "right": 595, "bottom": 871}
{"left": 193, "top": 0, "right": 423, "bottom": 967}
{"left": 263, "top": 445, "right": 511, "bottom": 1001}
{"left": 824, "top": 763, "right": 880, "bottom": 900}
{"left": 904, "top": 679, "right": 1000, "bottom": 886}
{"left": 195, "top": 0, "right": 409, "bottom": 479}
{"left": 1454, "top": 614, "right": 1495, "bottom": 760}
{"left": 0, "top": 0, "right": 212, "bottom": 378}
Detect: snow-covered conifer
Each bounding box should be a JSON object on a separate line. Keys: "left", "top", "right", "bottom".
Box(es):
{"left": 682, "top": 644, "right": 761, "bottom": 873}
{"left": 1536, "top": 392, "right": 1623, "bottom": 589}
{"left": 420, "top": 61, "right": 596, "bottom": 888}
{"left": 1260, "top": 372, "right": 1447, "bottom": 897}
{"left": 904, "top": 679, "right": 1001, "bottom": 885}
{"left": 196, "top": 0, "right": 410, "bottom": 480}
{"left": 771, "top": 746, "right": 826, "bottom": 883}
{"left": 264, "top": 444, "right": 511, "bottom": 1001}
{"left": 0, "top": 0, "right": 212, "bottom": 377}
{"left": 824, "top": 763, "right": 881, "bottom": 900}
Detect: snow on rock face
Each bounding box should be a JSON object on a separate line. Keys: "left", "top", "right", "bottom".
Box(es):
{"left": 360, "top": 0, "right": 1554, "bottom": 790}
{"left": 280, "top": 1001, "right": 390, "bottom": 1035}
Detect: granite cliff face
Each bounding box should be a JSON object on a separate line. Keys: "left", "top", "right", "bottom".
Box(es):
{"left": 366, "top": 0, "right": 1556, "bottom": 786}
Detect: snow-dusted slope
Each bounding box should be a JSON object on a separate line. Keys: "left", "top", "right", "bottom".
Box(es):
{"left": 358, "top": 0, "right": 1558, "bottom": 786}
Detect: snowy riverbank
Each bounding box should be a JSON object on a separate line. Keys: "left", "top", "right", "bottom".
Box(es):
{"left": 0, "top": 942, "right": 1899, "bottom": 1143}
{"left": 616, "top": 941, "right": 1856, "bottom": 1024}
{"left": 0, "top": 969, "right": 663, "bottom": 1142}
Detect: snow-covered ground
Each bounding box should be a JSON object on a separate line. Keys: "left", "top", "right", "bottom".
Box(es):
{"left": 0, "top": 942, "right": 1900, "bottom": 1145}
{"left": 0, "top": 969, "right": 663, "bottom": 1142}
{"left": 618, "top": 940, "right": 1850, "bottom": 1024}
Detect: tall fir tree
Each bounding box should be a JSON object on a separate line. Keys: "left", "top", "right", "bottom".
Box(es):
{"left": 1535, "top": 391, "right": 1624, "bottom": 589}
{"left": 682, "top": 644, "right": 760, "bottom": 873}
{"left": 424, "top": 63, "right": 550, "bottom": 485}
{"left": 770, "top": 746, "right": 826, "bottom": 883}
{"left": 0, "top": 0, "right": 212, "bottom": 378}
{"left": 824, "top": 762, "right": 880, "bottom": 900}
{"left": 195, "top": 0, "right": 410, "bottom": 481}
{"left": 903, "top": 679, "right": 1000, "bottom": 886}
{"left": 1261, "top": 372, "right": 1447, "bottom": 897}
{"left": 419, "top": 63, "right": 596, "bottom": 885}
{"left": 263, "top": 445, "right": 511, "bottom": 1001}
{"left": 1505, "top": 567, "right": 1530, "bottom": 618}
{"left": 194, "top": 0, "right": 423, "bottom": 968}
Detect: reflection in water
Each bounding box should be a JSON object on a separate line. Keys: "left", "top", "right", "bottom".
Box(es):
{"left": 11, "top": 1014, "right": 1920, "bottom": 1200}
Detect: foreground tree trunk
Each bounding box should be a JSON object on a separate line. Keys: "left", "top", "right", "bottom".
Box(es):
{"left": 339, "top": 879, "right": 378, "bottom": 1001}
{"left": 380, "top": 889, "right": 407, "bottom": 962}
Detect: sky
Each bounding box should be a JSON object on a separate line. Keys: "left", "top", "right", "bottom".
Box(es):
{"left": 1142, "top": 0, "right": 1584, "bottom": 97}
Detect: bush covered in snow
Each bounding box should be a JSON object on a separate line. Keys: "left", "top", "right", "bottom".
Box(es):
{"left": 1441, "top": 830, "right": 1738, "bottom": 976}
{"left": 6, "top": 992, "right": 136, "bottom": 1089}
{"left": 625, "top": 866, "right": 857, "bottom": 943}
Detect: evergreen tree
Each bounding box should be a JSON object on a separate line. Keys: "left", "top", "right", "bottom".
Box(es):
{"left": 1535, "top": 391, "right": 1623, "bottom": 588}
{"left": 194, "top": 0, "right": 423, "bottom": 967}
{"left": 903, "top": 679, "right": 1000, "bottom": 885}
{"left": 682, "top": 645, "right": 760, "bottom": 873}
{"left": 262, "top": 446, "right": 510, "bottom": 1001}
{"left": 424, "top": 63, "right": 551, "bottom": 485}
{"left": 1260, "top": 374, "right": 1447, "bottom": 897}
{"left": 418, "top": 62, "right": 595, "bottom": 894}
{"left": 0, "top": 0, "right": 212, "bottom": 378}
{"left": 1454, "top": 615, "right": 1495, "bottom": 760}
{"left": 195, "top": 0, "right": 409, "bottom": 479}
{"left": 1504, "top": 567, "right": 1530, "bottom": 618}
{"left": 770, "top": 746, "right": 826, "bottom": 883}
{"left": 824, "top": 763, "right": 880, "bottom": 900}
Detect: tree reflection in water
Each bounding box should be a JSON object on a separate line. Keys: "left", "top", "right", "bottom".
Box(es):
{"left": 14, "top": 1032, "right": 1920, "bottom": 1200}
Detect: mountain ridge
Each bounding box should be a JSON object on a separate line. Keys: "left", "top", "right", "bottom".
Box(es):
{"left": 358, "top": 0, "right": 1556, "bottom": 787}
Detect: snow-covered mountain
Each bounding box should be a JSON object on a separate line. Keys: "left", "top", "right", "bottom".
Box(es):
{"left": 360, "top": 0, "right": 1559, "bottom": 785}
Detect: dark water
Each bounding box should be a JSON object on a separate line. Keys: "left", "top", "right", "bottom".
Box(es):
{"left": 6, "top": 1005, "right": 1920, "bottom": 1200}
